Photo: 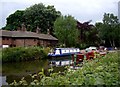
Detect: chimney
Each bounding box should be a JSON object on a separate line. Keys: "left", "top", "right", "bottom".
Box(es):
{"left": 36, "top": 26, "right": 41, "bottom": 33}
{"left": 21, "top": 23, "right": 26, "bottom": 31}
{"left": 47, "top": 29, "right": 50, "bottom": 35}
{"left": 27, "top": 24, "right": 31, "bottom": 31}
{"left": 17, "top": 27, "right": 21, "bottom": 31}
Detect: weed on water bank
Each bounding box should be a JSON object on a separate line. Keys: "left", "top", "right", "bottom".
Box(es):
{"left": 2, "top": 46, "right": 49, "bottom": 63}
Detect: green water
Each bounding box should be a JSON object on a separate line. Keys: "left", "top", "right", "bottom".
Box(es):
{"left": 1, "top": 58, "right": 71, "bottom": 85}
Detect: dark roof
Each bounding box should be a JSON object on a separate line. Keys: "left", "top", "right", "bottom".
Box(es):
{"left": 0, "top": 30, "right": 58, "bottom": 41}
{"left": 0, "top": 30, "right": 12, "bottom": 37}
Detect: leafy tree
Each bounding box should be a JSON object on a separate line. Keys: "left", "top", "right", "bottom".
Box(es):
{"left": 3, "top": 3, "right": 61, "bottom": 34}
{"left": 96, "top": 13, "right": 120, "bottom": 47}
{"left": 77, "top": 20, "right": 100, "bottom": 47}
{"left": 54, "top": 15, "right": 79, "bottom": 47}
{"left": 23, "top": 3, "right": 61, "bottom": 34}
{"left": 2, "top": 10, "right": 25, "bottom": 30}
{"left": 77, "top": 20, "right": 93, "bottom": 42}
{"left": 85, "top": 26, "right": 101, "bottom": 46}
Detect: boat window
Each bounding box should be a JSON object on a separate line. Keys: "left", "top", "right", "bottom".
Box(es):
{"left": 70, "top": 50, "right": 73, "bottom": 52}
{"left": 62, "top": 50, "right": 65, "bottom": 53}
{"left": 66, "top": 50, "right": 69, "bottom": 53}
{"left": 74, "top": 49, "right": 76, "bottom": 52}
{"left": 55, "top": 49, "right": 60, "bottom": 54}
{"left": 77, "top": 49, "right": 80, "bottom": 52}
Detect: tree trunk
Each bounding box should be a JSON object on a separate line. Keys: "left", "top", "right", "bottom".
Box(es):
{"left": 109, "top": 39, "right": 113, "bottom": 47}
{"left": 113, "top": 40, "right": 115, "bottom": 47}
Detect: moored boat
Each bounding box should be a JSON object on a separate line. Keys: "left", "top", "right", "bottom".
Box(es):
{"left": 48, "top": 48, "right": 80, "bottom": 57}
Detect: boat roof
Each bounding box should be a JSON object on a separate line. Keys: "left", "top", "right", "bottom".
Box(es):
{"left": 88, "top": 47, "right": 97, "bottom": 49}
{"left": 55, "top": 48, "right": 80, "bottom": 50}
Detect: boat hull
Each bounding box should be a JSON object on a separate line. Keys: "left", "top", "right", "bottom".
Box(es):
{"left": 48, "top": 52, "right": 80, "bottom": 57}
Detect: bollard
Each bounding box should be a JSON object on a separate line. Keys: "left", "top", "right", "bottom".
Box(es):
{"left": 69, "top": 54, "right": 72, "bottom": 65}
{"left": 71, "top": 54, "right": 74, "bottom": 66}
{"left": 74, "top": 54, "right": 77, "bottom": 66}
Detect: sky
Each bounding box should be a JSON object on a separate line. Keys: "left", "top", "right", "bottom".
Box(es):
{"left": 0, "top": 0, "right": 119, "bottom": 28}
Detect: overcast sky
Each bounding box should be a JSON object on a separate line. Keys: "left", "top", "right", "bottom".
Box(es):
{"left": 0, "top": 0, "right": 119, "bottom": 28}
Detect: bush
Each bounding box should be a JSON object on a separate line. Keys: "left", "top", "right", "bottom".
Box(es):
{"left": 2, "top": 46, "right": 48, "bottom": 63}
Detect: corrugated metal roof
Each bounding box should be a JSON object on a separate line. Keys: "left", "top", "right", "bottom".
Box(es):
{"left": 0, "top": 30, "right": 58, "bottom": 40}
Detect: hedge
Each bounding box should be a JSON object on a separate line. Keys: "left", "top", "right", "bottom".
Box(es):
{"left": 2, "top": 47, "right": 49, "bottom": 63}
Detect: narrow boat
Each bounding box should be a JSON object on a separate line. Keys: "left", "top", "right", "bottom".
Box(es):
{"left": 48, "top": 48, "right": 80, "bottom": 57}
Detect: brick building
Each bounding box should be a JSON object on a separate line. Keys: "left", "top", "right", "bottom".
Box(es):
{"left": 0, "top": 28, "right": 58, "bottom": 48}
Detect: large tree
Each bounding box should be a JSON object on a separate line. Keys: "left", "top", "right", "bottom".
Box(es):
{"left": 77, "top": 20, "right": 93, "bottom": 42}
{"left": 96, "top": 13, "right": 120, "bottom": 47}
{"left": 77, "top": 20, "right": 100, "bottom": 47}
{"left": 2, "top": 10, "right": 25, "bottom": 30}
{"left": 3, "top": 3, "right": 61, "bottom": 34}
{"left": 54, "top": 15, "right": 79, "bottom": 47}
{"left": 23, "top": 3, "right": 61, "bottom": 34}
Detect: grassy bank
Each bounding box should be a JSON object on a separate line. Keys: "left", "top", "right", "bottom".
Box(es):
{"left": 10, "top": 51, "right": 120, "bottom": 86}
{"left": 2, "top": 47, "right": 50, "bottom": 63}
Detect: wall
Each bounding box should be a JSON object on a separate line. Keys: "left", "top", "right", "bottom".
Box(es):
{"left": 2, "top": 37, "right": 12, "bottom": 46}
{"left": 14, "top": 38, "right": 38, "bottom": 47}
{"left": 1, "top": 37, "right": 58, "bottom": 47}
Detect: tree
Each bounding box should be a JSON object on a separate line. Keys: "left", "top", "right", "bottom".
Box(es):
{"left": 23, "top": 3, "right": 61, "bottom": 34}
{"left": 77, "top": 20, "right": 93, "bottom": 43}
{"left": 96, "top": 13, "right": 120, "bottom": 47}
{"left": 85, "top": 26, "right": 101, "bottom": 46}
{"left": 54, "top": 15, "right": 79, "bottom": 47}
{"left": 76, "top": 20, "right": 100, "bottom": 47}
{"left": 3, "top": 3, "right": 61, "bottom": 34}
{"left": 2, "top": 10, "right": 25, "bottom": 30}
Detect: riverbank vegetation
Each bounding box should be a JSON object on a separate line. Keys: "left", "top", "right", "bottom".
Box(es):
{"left": 2, "top": 47, "right": 50, "bottom": 63}
{"left": 10, "top": 51, "right": 120, "bottom": 86}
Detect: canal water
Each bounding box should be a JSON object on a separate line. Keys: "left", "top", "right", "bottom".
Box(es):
{"left": 1, "top": 57, "right": 72, "bottom": 86}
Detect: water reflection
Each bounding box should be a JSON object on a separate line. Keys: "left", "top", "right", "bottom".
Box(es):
{"left": 2, "top": 57, "right": 72, "bottom": 86}
{"left": 2, "top": 60, "right": 49, "bottom": 76}
{"left": 49, "top": 56, "right": 72, "bottom": 67}
{"left": 49, "top": 60, "right": 72, "bottom": 67}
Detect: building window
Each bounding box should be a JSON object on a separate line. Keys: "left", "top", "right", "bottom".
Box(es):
{"left": 13, "top": 45, "right": 16, "bottom": 47}
{"left": 34, "top": 39, "right": 36, "bottom": 41}
{"left": 10, "top": 44, "right": 12, "bottom": 47}
{"left": 6, "top": 38, "right": 9, "bottom": 40}
{"left": 3, "top": 38, "right": 5, "bottom": 40}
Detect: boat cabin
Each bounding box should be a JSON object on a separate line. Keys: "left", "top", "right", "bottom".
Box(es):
{"left": 48, "top": 48, "right": 80, "bottom": 57}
